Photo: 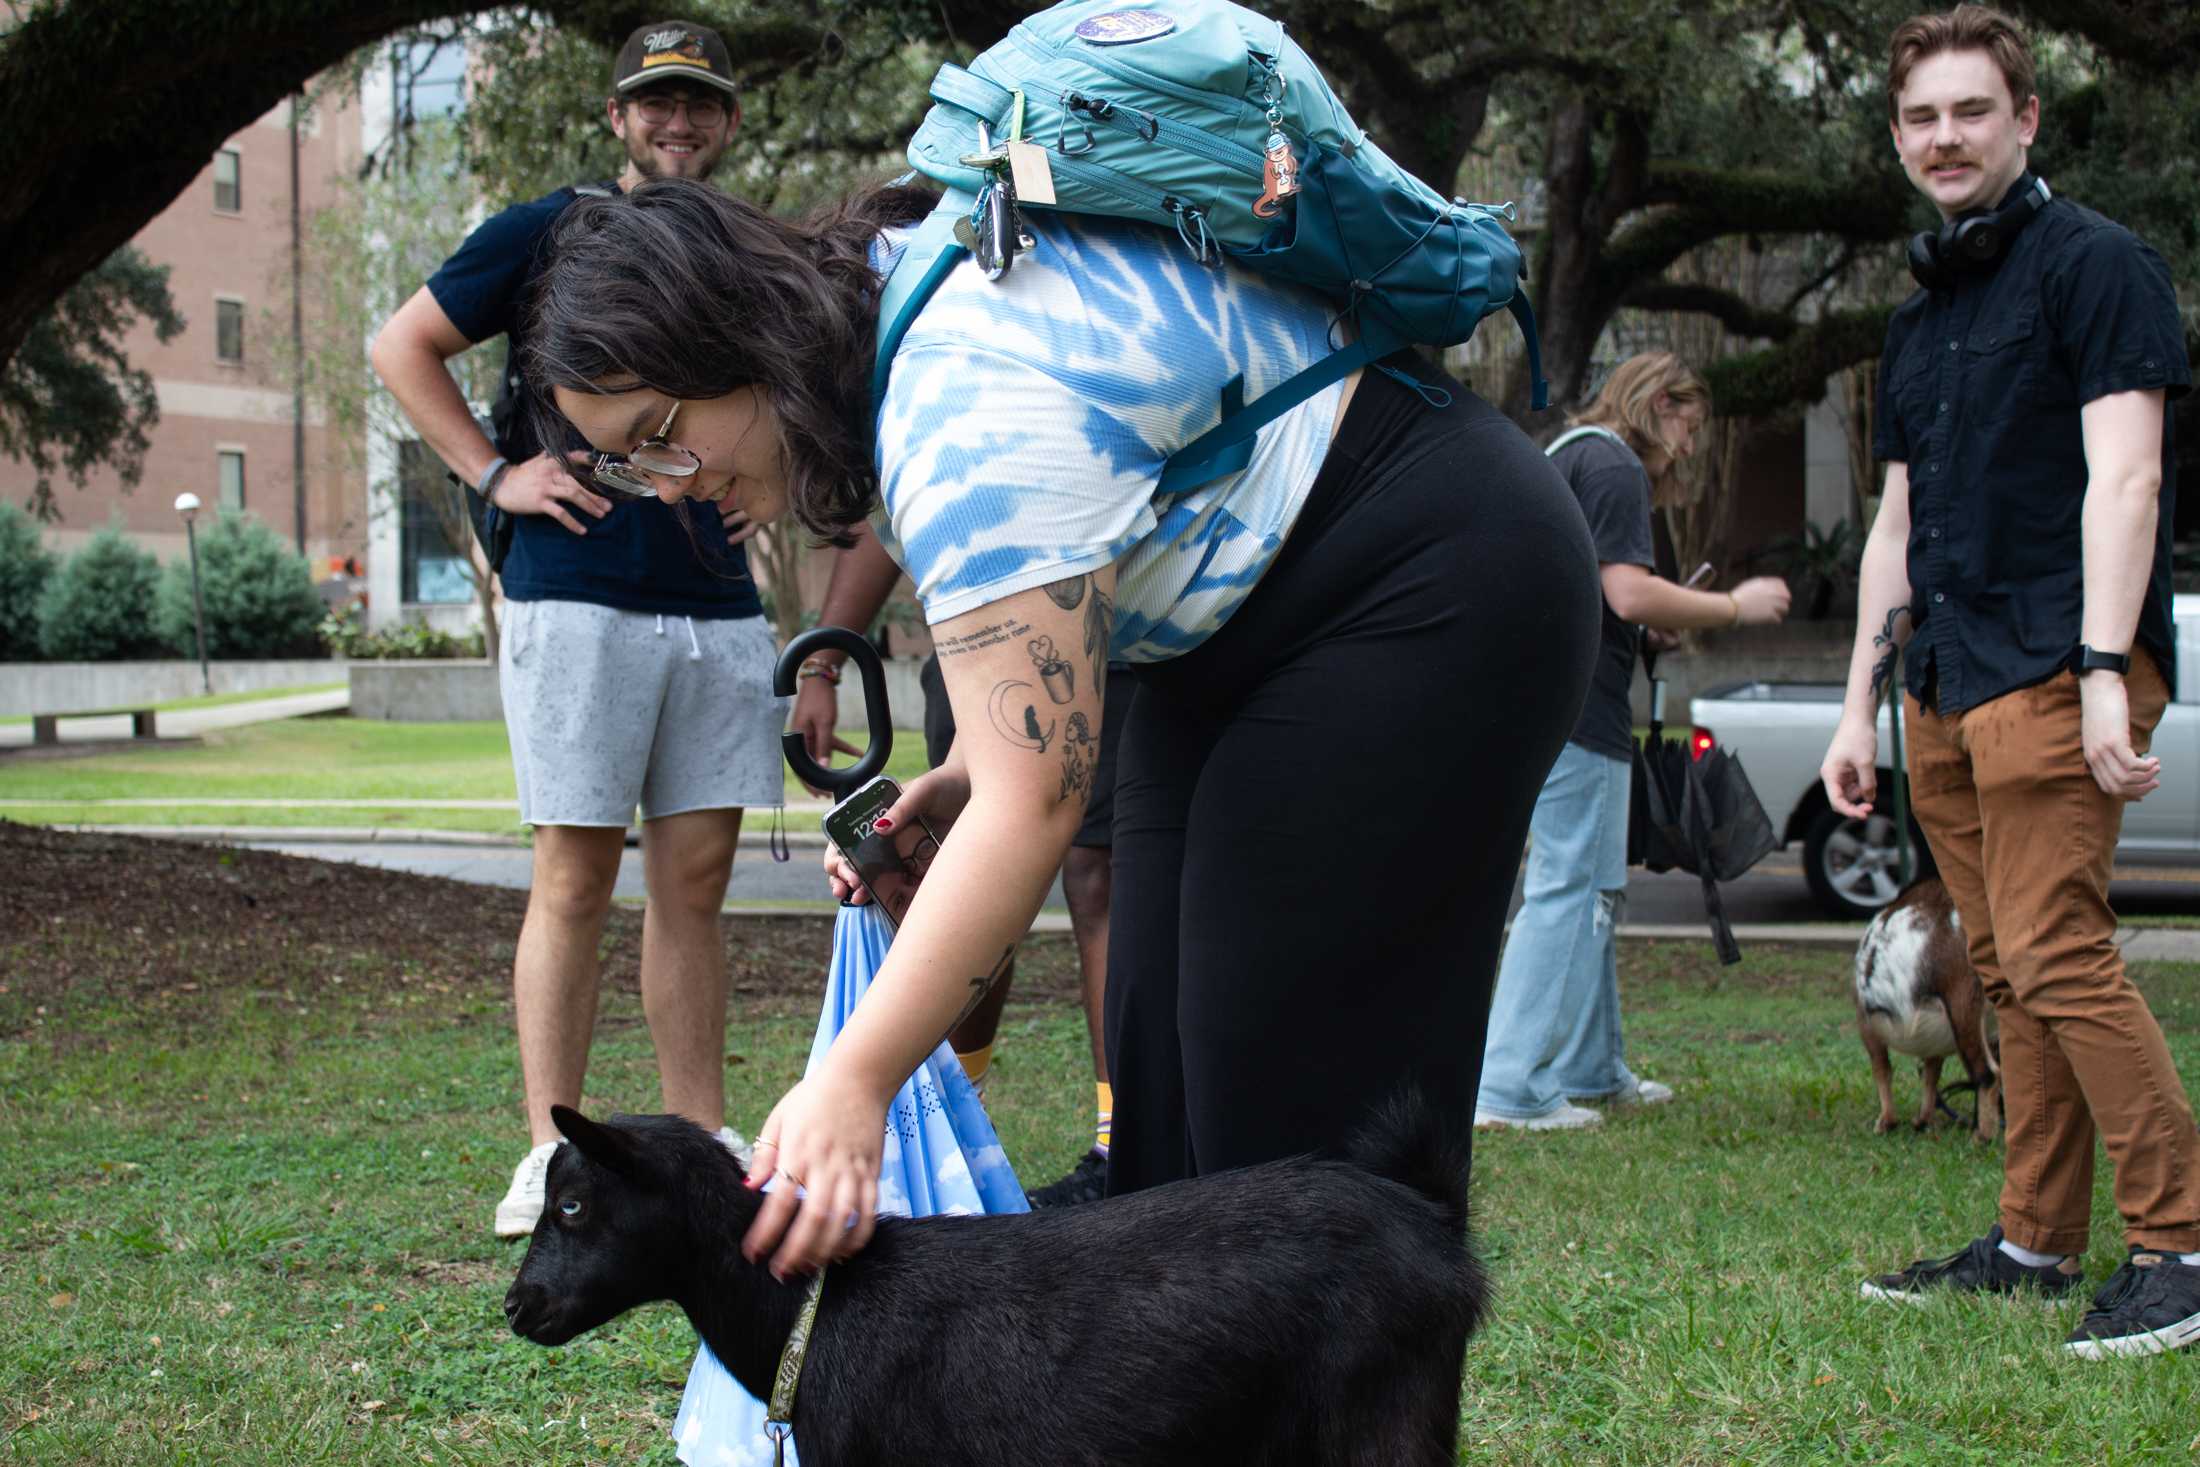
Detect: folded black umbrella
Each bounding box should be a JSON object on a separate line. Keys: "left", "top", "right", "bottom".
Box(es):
{"left": 1631, "top": 653, "right": 1779, "bottom": 964}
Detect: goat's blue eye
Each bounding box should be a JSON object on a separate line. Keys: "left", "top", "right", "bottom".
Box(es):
{"left": 559, "top": 1199, "right": 582, "bottom": 1217}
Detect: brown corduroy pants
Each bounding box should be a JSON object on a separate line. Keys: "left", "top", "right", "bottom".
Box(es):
{"left": 1907, "top": 653, "right": 2200, "bottom": 1254}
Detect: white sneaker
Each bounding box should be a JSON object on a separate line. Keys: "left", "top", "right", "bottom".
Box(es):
{"left": 1571, "top": 1077, "right": 1676, "bottom": 1107}
{"left": 494, "top": 1140, "right": 559, "bottom": 1238}
{"left": 1474, "top": 1103, "right": 1603, "bottom": 1131}
{"left": 716, "top": 1125, "right": 755, "bottom": 1169}
{"left": 1603, "top": 1077, "right": 1674, "bottom": 1106}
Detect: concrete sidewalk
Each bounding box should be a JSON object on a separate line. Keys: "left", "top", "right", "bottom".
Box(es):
{"left": 0, "top": 687, "right": 351, "bottom": 747}
{"left": 53, "top": 821, "right": 2200, "bottom": 960}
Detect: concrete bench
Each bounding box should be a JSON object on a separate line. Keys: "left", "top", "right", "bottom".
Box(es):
{"left": 30, "top": 708, "right": 158, "bottom": 745}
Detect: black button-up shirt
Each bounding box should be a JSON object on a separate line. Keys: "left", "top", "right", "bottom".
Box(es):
{"left": 1874, "top": 176, "right": 2190, "bottom": 715}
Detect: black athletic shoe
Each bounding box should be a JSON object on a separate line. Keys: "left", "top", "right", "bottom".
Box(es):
{"left": 2064, "top": 1248, "right": 2200, "bottom": 1359}
{"left": 1858, "top": 1225, "right": 2083, "bottom": 1305}
{"left": 1026, "top": 1148, "right": 1108, "bottom": 1210}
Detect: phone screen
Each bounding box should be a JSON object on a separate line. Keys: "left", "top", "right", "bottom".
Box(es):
{"left": 820, "top": 776, "right": 940, "bottom": 931}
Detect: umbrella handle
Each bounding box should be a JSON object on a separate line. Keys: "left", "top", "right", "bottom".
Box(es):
{"left": 775, "top": 626, "right": 893, "bottom": 802}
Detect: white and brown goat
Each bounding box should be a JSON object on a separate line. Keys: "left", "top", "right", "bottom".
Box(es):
{"left": 1852, "top": 877, "right": 1999, "bottom": 1141}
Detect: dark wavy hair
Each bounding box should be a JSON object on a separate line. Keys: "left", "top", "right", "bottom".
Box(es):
{"left": 523, "top": 177, "right": 939, "bottom": 537}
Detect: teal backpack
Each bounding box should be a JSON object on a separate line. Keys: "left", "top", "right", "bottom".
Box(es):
{"left": 873, "top": 0, "right": 1547, "bottom": 496}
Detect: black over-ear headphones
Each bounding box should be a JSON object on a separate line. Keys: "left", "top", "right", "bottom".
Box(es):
{"left": 1907, "top": 174, "right": 2051, "bottom": 290}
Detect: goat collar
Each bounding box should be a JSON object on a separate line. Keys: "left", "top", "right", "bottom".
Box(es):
{"left": 765, "top": 1269, "right": 827, "bottom": 1454}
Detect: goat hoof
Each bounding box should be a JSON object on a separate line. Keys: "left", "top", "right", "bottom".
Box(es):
{"left": 1873, "top": 1117, "right": 1898, "bottom": 1135}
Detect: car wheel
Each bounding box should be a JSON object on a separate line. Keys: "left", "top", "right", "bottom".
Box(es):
{"left": 1802, "top": 805, "right": 1935, "bottom": 920}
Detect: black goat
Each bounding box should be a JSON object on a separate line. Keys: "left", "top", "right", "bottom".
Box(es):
{"left": 505, "top": 1096, "right": 1485, "bottom": 1466}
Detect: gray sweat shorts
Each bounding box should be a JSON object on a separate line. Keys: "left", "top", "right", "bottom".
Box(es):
{"left": 500, "top": 599, "right": 786, "bottom": 827}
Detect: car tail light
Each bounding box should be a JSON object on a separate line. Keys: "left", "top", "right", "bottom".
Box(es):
{"left": 1690, "top": 728, "right": 1716, "bottom": 762}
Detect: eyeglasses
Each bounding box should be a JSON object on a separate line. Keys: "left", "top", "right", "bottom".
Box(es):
{"left": 592, "top": 400, "right": 701, "bottom": 499}
{"left": 630, "top": 94, "right": 727, "bottom": 128}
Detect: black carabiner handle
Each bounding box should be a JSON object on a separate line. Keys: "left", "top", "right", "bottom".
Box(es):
{"left": 775, "top": 627, "right": 893, "bottom": 803}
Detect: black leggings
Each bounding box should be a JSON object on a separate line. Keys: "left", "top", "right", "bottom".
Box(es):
{"left": 1102, "top": 363, "right": 1600, "bottom": 1195}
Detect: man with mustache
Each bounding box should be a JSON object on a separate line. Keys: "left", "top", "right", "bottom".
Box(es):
{"left": 372, "top": 21, "right": 778, "bottom": 1237}
{"left": 1823, "top": 4, "right": 2200, "bottom": 1357}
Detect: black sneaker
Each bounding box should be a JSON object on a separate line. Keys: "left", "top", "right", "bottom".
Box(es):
{"left": 1026, "top": 1148, "right": 1108, "bottom": 1210}
{"left": 1858, "top": 1225, "right": 2083, "bottom": 1305}
{"left": 2064, "top": 1247, "right": 2200, "bottom": 1359}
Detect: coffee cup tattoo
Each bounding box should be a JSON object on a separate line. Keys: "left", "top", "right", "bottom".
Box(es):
{"left": 1028, "top": 635, "right": 1075, "bottom": 703}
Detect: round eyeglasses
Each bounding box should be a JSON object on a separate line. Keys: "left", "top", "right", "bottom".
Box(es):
{"left": 632, "top": 94, "right": 726, "bottom": 129}
{"left": 591, "top": 399, "right": 701, "bottom": 499}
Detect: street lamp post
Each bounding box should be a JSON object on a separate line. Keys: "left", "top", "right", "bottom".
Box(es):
{"left": 174, "top": 493, "right": 211, "bottom": 695}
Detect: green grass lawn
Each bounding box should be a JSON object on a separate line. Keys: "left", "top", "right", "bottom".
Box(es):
{"left": 7, "top": 921, "right": 2198, "bottom": 1463}
{"left": 0, "top": 718, "right": 930, "bottom": 833}
{"left": 0, "top": 682, "right": 348, "bottom": 726}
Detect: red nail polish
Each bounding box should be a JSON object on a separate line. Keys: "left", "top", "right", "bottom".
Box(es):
{"left": 874, "top": 815, "right": 894, "bottom": 831}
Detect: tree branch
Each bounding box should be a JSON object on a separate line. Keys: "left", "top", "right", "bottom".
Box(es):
{"left": 1700, "top": 306, "right": 1895, "bottom": 419}
{"left": 1620, "top": 282, "right": 1800, "bottom": 341}
{"left": 1598, "top": 164, "right": 1911, "bottom": 300}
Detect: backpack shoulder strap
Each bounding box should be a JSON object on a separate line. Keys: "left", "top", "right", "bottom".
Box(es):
{"left": 871, "top": 189, "right": 975, "bottom": 419}
{"left": 1154, "top": 321, "right": 1403, "bottom": 499}
{"left": 1544, "top": 425, "right": 1629, "bottom": 458}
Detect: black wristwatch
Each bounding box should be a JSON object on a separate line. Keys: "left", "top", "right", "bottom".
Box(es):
{"left": 2073, "top": 644, "right": 2132, "bottom": 676}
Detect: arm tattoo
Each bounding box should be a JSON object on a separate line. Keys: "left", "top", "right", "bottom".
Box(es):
{"left": 1867, "top": 603, "right": 1914, "bottom": 702}
{"left": 1058, "top": 711, "right": 1097, "bottom": 805}
{"left": 935, "top": 615, "right": 1032, "bottom": 660}
{"left": 942, "top": 945, "right": 1017, "bottom": 1038}
{"left": 1028, "top": 635, "right": 1075, "bottom": 702}
{"left": 987, "top": 679, "right": 1056, "bottom": 752}
{"left": 1083, "top": 583, "right": 1114, "bottom": 692}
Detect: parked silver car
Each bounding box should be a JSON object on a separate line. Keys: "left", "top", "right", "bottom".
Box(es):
{"left": 1688, "top": 596, "right": 2200, "bottom": 918}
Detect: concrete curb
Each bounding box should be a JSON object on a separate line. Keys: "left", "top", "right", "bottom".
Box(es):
{"left": 34, "top": 825, "right": 2200, "bottom": 959}
{"left": 68, "top": 823, "right": 831, "bottom": 850}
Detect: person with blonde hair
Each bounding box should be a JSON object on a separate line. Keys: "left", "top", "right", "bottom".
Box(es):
{"left": 1476, "top": 350, "right": 1790, "bottom": 1130}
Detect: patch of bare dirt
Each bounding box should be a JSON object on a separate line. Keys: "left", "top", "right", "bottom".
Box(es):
{"left": 0, "top": 822, "right": 1081, "bottom": 1010}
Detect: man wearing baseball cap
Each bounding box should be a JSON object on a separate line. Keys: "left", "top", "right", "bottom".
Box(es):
{"left": 371, "top": 20, "right": 779, "bottom": 1238}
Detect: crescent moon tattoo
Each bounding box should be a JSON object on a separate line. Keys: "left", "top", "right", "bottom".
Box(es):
{"left": 987, "top": 679, "right": 1055, "bottom": 752}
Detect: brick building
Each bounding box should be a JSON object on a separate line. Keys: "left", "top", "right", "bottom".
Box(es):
{"left": 6, "top": 93, "right": 369, "bottom": 572}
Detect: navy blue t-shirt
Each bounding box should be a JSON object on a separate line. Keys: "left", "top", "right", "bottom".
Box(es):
{"left": 426, "top": 185, "right": 761, "bottom": 619}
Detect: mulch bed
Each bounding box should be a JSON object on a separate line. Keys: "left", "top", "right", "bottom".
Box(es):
{"left": 1, "top": 821, "right": 1080, "bottom": 1012}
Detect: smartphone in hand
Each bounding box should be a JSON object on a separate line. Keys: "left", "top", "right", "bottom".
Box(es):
{"left": 821, "top": 776, "right": 941, "bottom": 931}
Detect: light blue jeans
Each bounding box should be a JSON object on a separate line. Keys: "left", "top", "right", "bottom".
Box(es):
{"left": 1477, "top": 741, "right": 1639, "bottom": 1119}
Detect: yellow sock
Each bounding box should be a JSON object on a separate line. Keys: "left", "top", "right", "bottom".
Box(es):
{"left": 1095, "top": 1080, "right": 1113, "bottom": 1154}
{"left": 956, "top": 1043, "right": 994, "bottom": 1088}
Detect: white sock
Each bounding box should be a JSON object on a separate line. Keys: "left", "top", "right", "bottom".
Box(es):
{"left": 1998, "top": 1238, "right": 2066, "bottom": 1269}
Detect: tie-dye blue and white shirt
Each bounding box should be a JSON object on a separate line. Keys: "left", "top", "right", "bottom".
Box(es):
{"left": 870, "top": 211, "right": 1345, "bottom": 662}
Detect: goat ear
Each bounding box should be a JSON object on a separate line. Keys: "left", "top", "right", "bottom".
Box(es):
{"left": 551, "top": 1105, "right": 640, "bottom": 1176}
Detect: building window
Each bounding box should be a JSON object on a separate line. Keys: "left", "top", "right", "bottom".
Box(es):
{"left": 217, "top": 450, "right": 246, "bottom": 511}
{"left": 398, "top": 440, "right": 474, "bottom": 604}
{"left": 215, "top": 298, "right": 244, "bottom": 363}
{"left": 213, "top": 149, "right": 241, "bottom": 212}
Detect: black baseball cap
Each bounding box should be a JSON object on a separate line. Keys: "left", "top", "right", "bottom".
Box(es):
{"left": 611, "top": 21, "right": 737, "bottom": 97}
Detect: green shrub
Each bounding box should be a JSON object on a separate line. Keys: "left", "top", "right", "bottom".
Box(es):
{"left": 0, "top": 503, "right": 57, "bottom": 661}
{"left": 318, "top": 607, "right": 486, "bottom": 660}
{"left": 36, "top": 523, "right": 168, "bottom": 661}
{"left": 153, "top": 511, "right": 325, "bottom": 659}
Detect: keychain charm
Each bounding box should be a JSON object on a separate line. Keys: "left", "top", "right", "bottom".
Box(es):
{"left": 1252, "top": 77, "right": 1300, "bottom": 221}
{"left": 1254, "top": 129, "right": 1300, "bottom": 219}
